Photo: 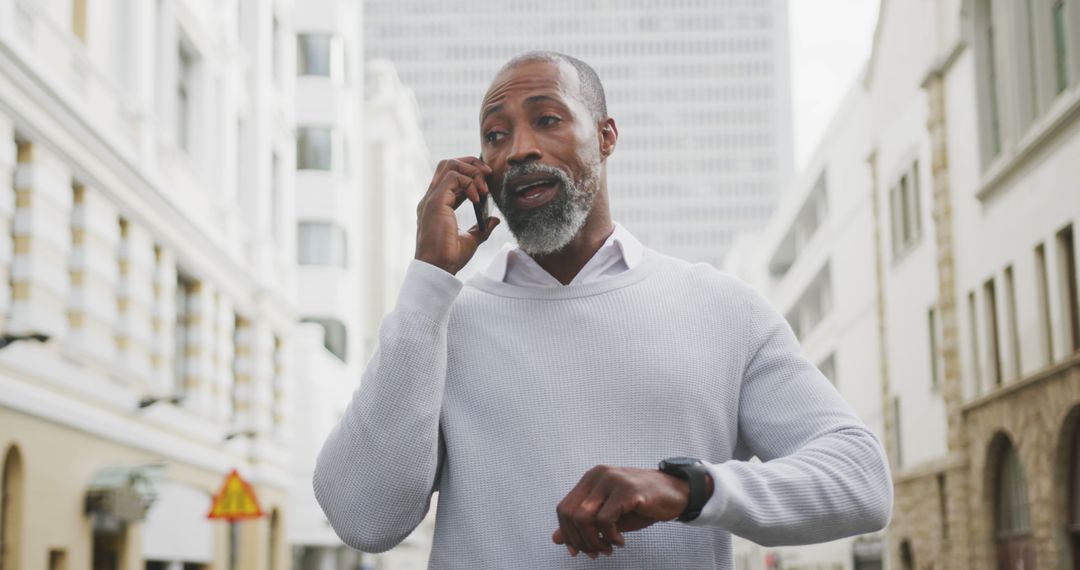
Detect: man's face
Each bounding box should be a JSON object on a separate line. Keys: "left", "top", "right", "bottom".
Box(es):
{"left": 479, "top": 60, "right": 605, "bottom": 255}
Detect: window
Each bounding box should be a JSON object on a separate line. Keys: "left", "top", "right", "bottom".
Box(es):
{"left": 1, "top": 446, "right": 24, "bottom": 570}
{"left": 1058, "top": 224, "right": 1079, "bottom": 354}
{"left": 297, "top": 222, "right": 347, "bottom": 267}
{"left": 174, "top": 274, "right": 196, "bottom": 391}
{"left": 937, "top": 473, "right": 949, "bottom": 541}
{"left": 1024, "top": 0, "right": 1041, "bottom": 122}
{"left": 929, "top": 307, "right": 942, "bottom": 389}
{"left": 893, "top": 396, "right": 903, "bottom": 468}
{"left": 270, "top": 153, "right": 282, "bottom": 242}
{"left": 1036, "top": 243, "right": 1055, "bottom": 365}
{"left": 1053, "top": 0, "right": 1070, "bottom": 93}
{"left": 975, "top": 0, "right": 1003, "bottom": 163}
{"left": 994, "top": 439, "right": 1036, "bottom": 569}
{"left": 302, "top": 317, "right": 347, "bottom": 362}
{"left": 890, "top": 162, "right": 922, "bottom": 256}
{"left": 969, "top": 291, "right": 983, "bottom": 395}
{"left": 296, "top": 126, "right": 335, "bottom": 171}
{"left": 1070, "top": 417, "right": 1080, "bottom": 568}
{"left": 984, "top": 278, "right": 1003, "bottom": 387}
{"left": 297, "top": 33, "right": 343, "bottom": 80}
{"left": 1004, "top": 266, "right": 1022, "bottom": 379}
{"left": 49, "top": 548, "right": 67, "bottom": 570}
{"left": 176, "top": 43, "right": 195, "bottom": 153}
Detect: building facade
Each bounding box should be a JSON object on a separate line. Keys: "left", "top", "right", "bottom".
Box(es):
{"left": 729, "top": 1, "right": 1080, "bottom": 569}
{"left": 0, "top": 0, "right": 298, "bottom": 568}
{"left": 287, "top": 0, "right": 366, "bottom": 565}
{"left": 363, "top": 0, "right": 794, "bottom": 269}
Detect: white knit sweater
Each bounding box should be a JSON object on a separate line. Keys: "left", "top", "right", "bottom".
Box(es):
{"left": 314, "top": 249, "right": 893, "bottom": 569}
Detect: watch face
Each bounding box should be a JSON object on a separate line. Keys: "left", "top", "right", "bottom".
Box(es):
{"left": 662, "top": 457, "right": 699, "bottom": 468}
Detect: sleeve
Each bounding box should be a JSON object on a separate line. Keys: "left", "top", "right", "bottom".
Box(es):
{"left": 312, "top": 260, "right": 462, "bottom": 553}
{"left": 686, "top": 285, "right": 894, "bottom": 545}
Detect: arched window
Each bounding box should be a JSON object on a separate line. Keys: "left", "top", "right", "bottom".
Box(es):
{"left": 1, "top": 445, "right": 24, "bottom": 570}
{"left": 899, "top": 540, "right": 914, "bottom": 570}
{"left": 994, "top": 439, "right": 1036, "bottom": 569}
{"left": 268, "top": 508, "right": 281, "bottom": 570}
{"left": 1071, "top": 419, "right": 1080, "bottom": 568}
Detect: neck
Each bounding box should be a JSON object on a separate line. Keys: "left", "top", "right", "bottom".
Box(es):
{"left": 529, "top": 188, "right": 613, "bottom": 285}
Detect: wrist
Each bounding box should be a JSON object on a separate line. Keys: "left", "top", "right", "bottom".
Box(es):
{"left": 658, "top": 457, "right": 711, "bottom": 522}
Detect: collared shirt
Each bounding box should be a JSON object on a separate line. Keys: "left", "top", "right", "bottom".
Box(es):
{"left": 482, "top": 222, "right": 644, "bottom": 287}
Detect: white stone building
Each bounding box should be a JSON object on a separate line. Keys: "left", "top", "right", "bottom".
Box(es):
{"left": 728, "top": 0, "right": 1080, "bottom": 568}
{"left": 725, "top": 79, "right": 886, "bottom": 570}
{"left": 363, "top": 0, "right": 794, "bottom": 269}
{"left": 0, "top": 0, "right": 297, "bottom": 568}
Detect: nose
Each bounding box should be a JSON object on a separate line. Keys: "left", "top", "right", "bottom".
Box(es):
{"left": 507, "top": 128, "right": 542, "bottom": 165}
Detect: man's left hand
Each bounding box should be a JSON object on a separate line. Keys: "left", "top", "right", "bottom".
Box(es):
{"left": 551, "top": 465, "right": 712, "bottom": 559}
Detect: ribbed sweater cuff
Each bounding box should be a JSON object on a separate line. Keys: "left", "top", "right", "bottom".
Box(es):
{"left": 396, "top": 260, "right": 464, "bottom": 323}
{"left": 685, "top": 461, "right": 744, "bottom": 529}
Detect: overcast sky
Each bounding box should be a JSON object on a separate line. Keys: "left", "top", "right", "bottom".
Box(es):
{"left": 788, "top": 0, "right": 880, "bottom": 170}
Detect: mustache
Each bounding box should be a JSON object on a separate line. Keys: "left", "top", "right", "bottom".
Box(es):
{"left": 500, "top": 163, "right": 573, "bottom": 195}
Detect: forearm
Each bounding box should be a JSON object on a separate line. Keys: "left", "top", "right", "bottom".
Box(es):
{"left": 690, "top": 426, "right": 893, "bottom": 545}
{"left": 313, "top": 260, "right": 461, "bottom": 552}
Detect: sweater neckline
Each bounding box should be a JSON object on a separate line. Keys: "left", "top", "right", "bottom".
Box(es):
{"left": 466, "top": 248, "right": 663, "bottom": 300}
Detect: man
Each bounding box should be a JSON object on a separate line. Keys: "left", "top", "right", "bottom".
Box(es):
{"left": 314, "top": 52, "right": 892, "bottom": 568}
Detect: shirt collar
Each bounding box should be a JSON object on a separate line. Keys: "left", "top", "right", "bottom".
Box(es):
{"left": 482, "top": 222, "right": 643, "bottom": 286}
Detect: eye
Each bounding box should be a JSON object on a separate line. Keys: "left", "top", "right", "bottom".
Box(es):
{"left": 484, "top": 131, "right": 506, "bottom": 144}
{"left": 538, "top": 115, "right": 561, "bottom": 127}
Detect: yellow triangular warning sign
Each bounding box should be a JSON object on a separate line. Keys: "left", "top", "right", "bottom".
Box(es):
{"left": 208, "top": 469, "right": 263, "bottom": 520}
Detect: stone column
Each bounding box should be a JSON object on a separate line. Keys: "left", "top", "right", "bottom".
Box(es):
{"left": 0, "top": 113, "right": 16, "bottom": 328}
{"left": 245, "top": 321, "right": 275, "bottom": 437}
{"left": 150, "top": 247, "right": 178, "bottom": 396}
{"left": 925, "top": 71, "right": 972, "bottom": 570}
{"left": 232, "top": 316, "right": 254, "bottom": 431}
{"left": 67, "top": 184, "right": 120, "bottom": 372}
{"left": 182, "top": 280, "right": 216, "bottom": 416}
{"left": 271, "top": 334, "right": 288, "bottom": 442}
{"left": 212, "top": 294, "right": 235, "bottom": 424}
{"left": 116, "top": 219, "right": 156, "bottom": 385}
{"left": 10, "top": 141, "right": 72, "bottom": 340}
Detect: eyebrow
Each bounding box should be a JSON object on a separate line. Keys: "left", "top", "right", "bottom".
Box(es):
{"left": 480, "top": 94, "right": 567, "bottom": 123}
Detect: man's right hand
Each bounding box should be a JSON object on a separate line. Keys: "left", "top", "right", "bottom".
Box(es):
{"left": 414, "top": 156, "right": 500, "bottom": 275}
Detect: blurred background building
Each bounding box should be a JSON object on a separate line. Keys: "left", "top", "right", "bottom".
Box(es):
{"left": 0, "top": 0, "right": 297, "bottom": 568}
{"left": 363, "top": 0, "right": 794, "bottom": 270}
{"left": 727, "top": 1, "right": 1080, "bottom": 569}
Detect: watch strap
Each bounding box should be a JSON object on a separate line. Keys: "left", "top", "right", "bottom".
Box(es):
{"left": 658, "top": 458, "right": 710, "bottom": 522}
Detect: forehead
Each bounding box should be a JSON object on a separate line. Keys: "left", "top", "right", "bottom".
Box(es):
{"left": 480, "top": 60, "right": 584, "bottom": 118}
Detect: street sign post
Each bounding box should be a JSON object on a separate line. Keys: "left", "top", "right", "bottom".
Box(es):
{"left": 208, "top": 469, "right": 264, "bottom": 570}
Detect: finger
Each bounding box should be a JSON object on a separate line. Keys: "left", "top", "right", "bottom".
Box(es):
{"left": 557, "top": 470, "right": 603, "bottom": 557}
{"left": 432, "top": 171, "right": 479, "bottom": 208}
{"left": 456, "top": 155, "right": 493, "bottom": 175}
{"left": 574, "top": 485, "right": 614, "bottom": 556}
{"left": 595, "top": 492, "right": 629, "bottom": 549}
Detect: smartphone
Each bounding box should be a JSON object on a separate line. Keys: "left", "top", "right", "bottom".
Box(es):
{"left": 474, "top": 192, "right": 490, "bottom": 238}
{"left": 474, "top": 152, "right": 491, "bottom": 237}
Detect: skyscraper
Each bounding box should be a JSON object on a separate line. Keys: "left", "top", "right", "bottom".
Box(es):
{"left": 364, "top": 0, "right": 793, "bottom": 267}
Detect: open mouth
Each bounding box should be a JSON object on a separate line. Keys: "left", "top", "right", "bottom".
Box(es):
{"left": 509, "top": 177, "right": 561, "bottom": 210}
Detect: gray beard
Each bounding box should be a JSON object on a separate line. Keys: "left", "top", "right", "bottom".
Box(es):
{"left": 494, "top": 162, "right": 600, "bottom": 256}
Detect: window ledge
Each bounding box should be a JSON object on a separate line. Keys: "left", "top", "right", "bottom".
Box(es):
{"left": 890, "top": 232, "right": 924, "bottom": 267}
{"left": 978, "top": 85, "right": 1080, "bottom": 200}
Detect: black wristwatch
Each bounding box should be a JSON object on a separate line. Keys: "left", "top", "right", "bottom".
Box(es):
{"left": 658, "top": 457, "right": 710, "bottom": 522}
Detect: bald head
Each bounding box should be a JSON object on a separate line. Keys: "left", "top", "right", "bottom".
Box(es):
{"left": 495, "top": 51, "right": 608, "bottom": 122}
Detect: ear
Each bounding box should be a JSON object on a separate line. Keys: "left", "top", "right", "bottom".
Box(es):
{"left": 598, "top": 118, "right": 618, "bottom": 159}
